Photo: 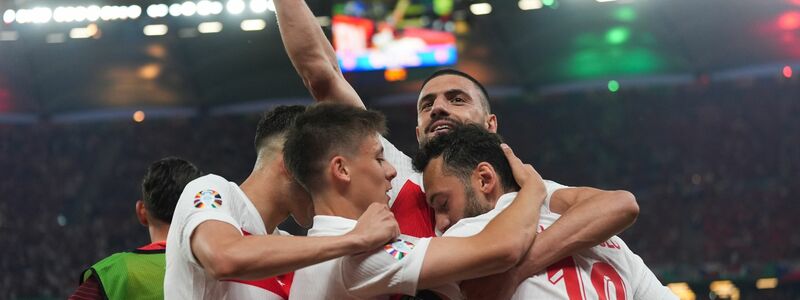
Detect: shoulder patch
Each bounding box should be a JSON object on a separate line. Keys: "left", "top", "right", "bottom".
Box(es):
{"left": 383, "top": 238, "right": 416, "bottom": 260}
{"left": 193, "top": 189, "right": 223, "bottom": 209}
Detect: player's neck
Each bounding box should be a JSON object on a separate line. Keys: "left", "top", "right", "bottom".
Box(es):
{"left": 240, "top": 167, "right": 291, "bottom": 233}
{"left": 312, "top": 191, "right": 363, "bottom": 221}
{"left": 148, "top": 223, "right": 169, "bottom": 243}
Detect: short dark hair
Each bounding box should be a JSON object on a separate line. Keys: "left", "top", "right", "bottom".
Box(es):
{"left": 284, "top": 103, "right": 387, "bottom": 193}
{"left": 254, "top": 105, "right": 307, "bottom": 154}
{"left": 413, "top": 124, "right": 519, "bottom": 192}
{"left": 141, "top": 157, "right": 203, "bottom": 223}
{"left": 421, "top": 68, "right": 491, "bottom": 113}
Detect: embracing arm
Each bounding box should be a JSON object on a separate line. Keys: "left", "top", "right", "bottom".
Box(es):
{"left": 191, "top": 203, "right": 398, "bottom": 280}
{"left": 460, "top": 187, "right": 639, "bottom": 299}
{"left": 275, "top": 0, "right": 364, "bottom": 107}
{"left": 416, "top": 144, "right": 547, "bottom": 289}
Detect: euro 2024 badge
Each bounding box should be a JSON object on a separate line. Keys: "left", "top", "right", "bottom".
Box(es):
{"left": 384, "top": 238, "right": 415, "bottom": 260}
{"left": 194, "top": 189, "right": 222, "bottom": 209}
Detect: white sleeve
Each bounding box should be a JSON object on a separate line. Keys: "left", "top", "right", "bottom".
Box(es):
{"left": 176, "top": 176, "right": 243, "bottom": 266}
{"left": 340, "top": 235, "right": 433, "bottom": 298}
{"left": 630, "top": 254, "right": 679, "bottom": 300}
{"left": 542, "top": 180, "right": 569, "bottom": 215}
{"left": 380, "top": 136, "right": 424, "bottom": 206}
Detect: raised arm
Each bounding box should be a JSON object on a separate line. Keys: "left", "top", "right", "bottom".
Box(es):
{"left": 416, "top": 144, "right": 547, "bottom": 289}
{"left": 191, "top": 203, "right": 398, "bottom": 280}
{"left": 460, "top": 187, "right": 639, "bottom": 299}
{"left": 275, "top": 0, "right": 364, "bottom": 108}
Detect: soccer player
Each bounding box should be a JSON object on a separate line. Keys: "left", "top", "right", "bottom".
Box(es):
{"left": 164, "top": 106, "right": 400, "bottom": 299}
{"left": 275, "top": 0, "right": 639, "bottom": 284}
{"left": 70, "top": 157, "right": 203, "bottom": 300}
{"left": 413, "top": 125, "right": 677, "bottom": 300}
{"left": 284, "top": 103, "right": 547, "bottom": 299}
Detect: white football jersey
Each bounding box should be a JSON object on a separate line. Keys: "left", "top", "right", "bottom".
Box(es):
{"left": 289, "top": 215, "right": 460, "bottom": 299}
{"left": 165, "top": 174, "right": 291, "bottom": 300}
{"left": 443, "top": 182, "right": 677, "bottom": 300}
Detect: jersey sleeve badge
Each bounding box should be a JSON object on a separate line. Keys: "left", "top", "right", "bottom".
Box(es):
{"left": 383, "top": 238, "right": 416, "bottom": 260}
{"left": 193, "top": 189, "right": 223, "bottom": 209}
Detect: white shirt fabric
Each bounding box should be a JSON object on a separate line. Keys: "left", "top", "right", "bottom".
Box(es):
{"left": 289, "top": 215, "right": 460, "bottom": 300}
{"left": 164, "top": 174, "right": 288, "bottom": 300}
{"left": 443, "top": 182, "right": 677, "bottom": 300}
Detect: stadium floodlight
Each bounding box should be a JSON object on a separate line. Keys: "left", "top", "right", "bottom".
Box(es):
{"left": 102, "top": 6, "right": 115, "bottom": 20}
{"left": 227, "top": 0, "right": 246, "bottom": 14}
{"left": 31, "top": 7, "right": 53, "bottom": 23}
{"left": 197, "top": 0, "right": 213, "bottom": 16}
{"left": 266, "top": 0, "right": 276, "bottom": 12}
{"left": 519, "top": 0, "right": 543, "bottom": 10}
{"left": 169, "top": 4, "right": 183, "bottom": 17}
{"left": 240, "top": 19, "right": 266, "bottom": 31}
{"left": 70, "top": 24, "right": 98, "bottom": 39}
{"left": 469, "top": 3, "right": 492, "bottom": 15}
{"left": 3, "top": 10, "right": 15, "bottom": 24}
{"left": 128, "top": 5, "right": 142, "bottom": 19}
{"left": 198, "top": 21, "right": 223, "bottom": 33}
{"left": 72, "top": 6, "right": 88, "bottom": 22}
{"left": 250, "top": 0, "right": 268, "bottom": 13}
{"left": 210, "top": 1, "right": 224, "bottom": 14}
{"left": 147, "top": 4, "right": 169, "bottom": 18}
{"left": 86, "top": 5, "right": 101, "bottom": 21}
{"left": 182, "top": 1, "right": 197, "bottom": 16}
{"left": 144, "top": 24, "right": 169, "bottom": 36}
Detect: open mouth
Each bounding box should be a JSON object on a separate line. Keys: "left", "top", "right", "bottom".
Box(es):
{"left": 427, "top": 119, "right": 457, "bottom": 135}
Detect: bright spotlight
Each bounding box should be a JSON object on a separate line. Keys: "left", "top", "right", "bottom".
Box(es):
{"left": 519, "top": 0, "right": 543, "bottom": 10}
{"left": 227, "top": 0, "right": 245, "bottom": 14}
{"left": 198, "top": 21, "right": 223, "bottom": 33}
{"left": 15, "top": 9, "right": 30, "bottom": 24}
{"left": 147, "top": 4, "right": 168, "bottom": 18}
{"left": 3, "top": 10, "right": 15, "bottom": 24}
{"left": 266, "top": 0, "right": 276, "bottom": 12}
{"left": 133, "top": 110, "right": 146, "bottom": 122}
{"left": 210, "top": 1, "right": 224, "bottom": 14}
{"left": 250, "top": 0, "right": 268, "bottom": 13}
{"left": 128, "top": 5, "right": 142, "bottom": 19}
{"left": 169, "top": 4, "right": 183, "bottom": 17}
{"left": 73, "top": 6, "right": 87, "bottom": 22}
{"left": 757, "top": 278, "right": 779, "bottom": 289}
{"left": 86, "top": 6, "right": 101, "bottom": 21}
{"left": 70, "top": 23, "right": 99, "bottom": 39}
{"left": 469, "top": 3, "right": 492, "bottom": 15}
{"left": 182, "top": 1, "right": 197, "bottom": 16}
{"left": 102, "top": 6, "right": 115, "bottom": 20}
{"left": 144, "top": 24, "right": 169, "bottom": 36}
{"left": 240, "top": 19, "right": 266, "bottom": 31}
{"left": 31, "top": 7, "right": 53, "bottom": 24}
{"left": 197, "top": 0, "right": 211, "bottom": 15}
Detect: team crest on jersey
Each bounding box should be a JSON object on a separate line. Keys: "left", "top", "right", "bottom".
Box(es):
{"left": 193, "top": 189, "right": 223, "bottom": 209}
{"left": 384, "top": 238, "right": 415, "bottom": 260}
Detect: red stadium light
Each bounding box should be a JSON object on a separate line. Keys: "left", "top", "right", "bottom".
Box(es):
{"left": 778, "top": 11, "right": 800, "bottom": 31}
{"left": 783, "top": 65, "right": 793, "bottom": 78}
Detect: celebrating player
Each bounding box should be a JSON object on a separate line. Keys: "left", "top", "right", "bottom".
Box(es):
{"left": 164, "top": 106, "right": 400, "bottom": 299}
{"left": 284, "top": 103, "right": 547, "bottom": 299}
{"left": 275, "top": 0, "right": 640, "bottom": 283}
{"left": 414, "top": 125, "right": 677, "bottom": 299}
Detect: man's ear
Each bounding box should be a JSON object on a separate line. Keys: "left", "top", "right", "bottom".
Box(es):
{"left": 474, "top": 162, "right": 498, "bottom": 196}
{"left": 136, "top": 200, "right": 149, "bottom": 227}
{"left": 330, "top": 156, "right": 351, "bottom": 183}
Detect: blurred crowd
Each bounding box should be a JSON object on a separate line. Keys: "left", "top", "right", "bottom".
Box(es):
{"left": 1, "top": 79, "right": 798, "bottom": 298}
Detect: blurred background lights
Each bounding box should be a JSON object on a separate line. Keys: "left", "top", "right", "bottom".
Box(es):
{"left": 469, "top": 3, "right": 492, "bottom": 15}
{"left": 519, "top": 0, "right": 543, "bottom": 10}
{"left": 133, "top": 110, "right": 146, "bottom": 122}
{"left": 198, "top": 21, "right": 223, "bottom": 33}
{"left": 250, "top": 0, "right": 268, "bottom": 13}
{"left": 240, "top": 19, "right": 266, "bottom": 31}
{"left": 227, "top": 0, "right": 246, "bottom": 14}
{"left": 783, "top": 65, "right": 793, "bottom": 78}
{"left": 143, "top": 24, "right": 169, "bottom": 36}
{"left": 608, "top": 80, "right": 620, "bottom": 92}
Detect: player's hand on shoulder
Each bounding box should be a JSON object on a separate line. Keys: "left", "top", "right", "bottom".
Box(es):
{"left": 500, "top": 143, "right": 544, "bottom": 191}
{"left": 350, "top": 203, "right": 400, "bottom": 250}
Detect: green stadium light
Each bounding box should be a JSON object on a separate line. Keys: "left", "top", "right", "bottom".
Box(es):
{"left": 542, "top": 0, "right": 556, "bottom": 7}
{"left": 608, "top": 80, "right": 620, "bottom": 92}
{"left": 605, "top": 26, "right": 630, "bottom": 45}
